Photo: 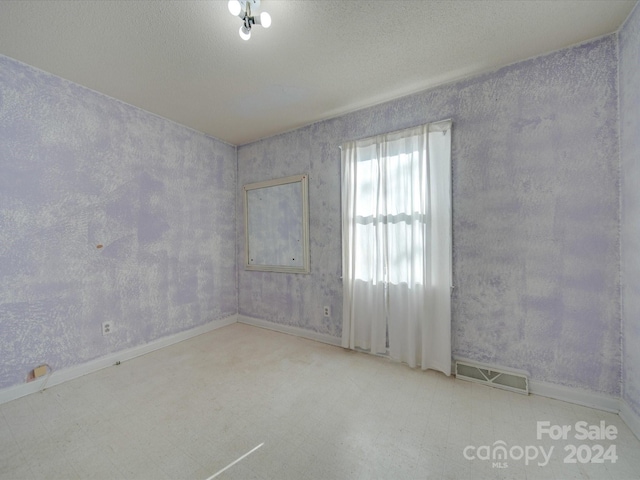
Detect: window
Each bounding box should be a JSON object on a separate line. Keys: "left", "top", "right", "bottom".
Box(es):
{"left": 341, "top": 120, "right": 452, "bottom": 374}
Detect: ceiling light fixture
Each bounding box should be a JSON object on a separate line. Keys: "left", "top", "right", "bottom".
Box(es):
{"left": 228, "top": 0, "right": 271, "bottom": 41}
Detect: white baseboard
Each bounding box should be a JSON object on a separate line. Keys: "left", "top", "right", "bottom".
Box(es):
{"left": 0, "top": 314, "right": 238, "bottom": 406}
{"left": 237, "top": 315, "right": 342, "bottom": 347}
{"left": 451, "top": 360, "right": 620, "bottom": 413}
{"left": 619, "top": 399, "right": 640, "bottom": 441}
{"left": 529, "top": 379, "right": 620, "bottom": 413}
{"left": 3, "top": 314, "right": 637, "bottom": 442}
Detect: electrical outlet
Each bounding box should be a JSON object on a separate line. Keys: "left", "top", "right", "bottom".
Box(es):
{"left": 323, "top": 306, "right": 331, "bottom": 317}
{"left": 102, "top": 321, "right": 113, "bottom": 336}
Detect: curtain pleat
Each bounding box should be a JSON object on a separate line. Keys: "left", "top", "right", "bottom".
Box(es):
{"left": 341, "top": 121, "right": 452, "bottom": 375}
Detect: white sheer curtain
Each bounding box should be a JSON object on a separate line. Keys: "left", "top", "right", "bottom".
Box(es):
{"left": 341, "top": 120, "right": 452, "bottom": 375}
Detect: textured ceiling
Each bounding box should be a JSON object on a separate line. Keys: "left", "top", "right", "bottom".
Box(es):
{"left": 0, "top": 0, "right": 636, "bottom": 145}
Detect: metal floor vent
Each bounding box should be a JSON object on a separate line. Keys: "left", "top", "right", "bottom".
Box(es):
{"left": 455, "top": 361, "right": 529, "bottom": 395}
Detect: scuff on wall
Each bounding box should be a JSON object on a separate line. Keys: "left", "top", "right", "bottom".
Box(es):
{"left": 0, "top": 29, "right": 630, "bottom": 402}
{"left": 237, "top": 34, "right": 621, "bottom": 397}
{"left": 0, "top": 55, "right": 238, "bottom": 390}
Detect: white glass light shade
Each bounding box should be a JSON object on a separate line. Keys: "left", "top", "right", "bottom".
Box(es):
{"left": 239, "top": 25, "right": 251, "bottom": 40}
{"left": 259, "top": 11, "right": 271, "bottom": 28}
{"left": 228, "top": 0, "right": 242, "bottom": 16}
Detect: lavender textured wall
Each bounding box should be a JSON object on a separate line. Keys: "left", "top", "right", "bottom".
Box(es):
{"left": 0, "top": 55, "right": 237, "bottom": 390}
{"left": 237, "top": 35, "right": 621, "bottom": 395}
{"left": 620, "top": 2, "right": 640, "bottom": 416}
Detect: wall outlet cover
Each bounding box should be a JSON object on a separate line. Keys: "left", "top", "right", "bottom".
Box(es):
{"left": 102, "top": 321, "right": 113, "bottom": 335}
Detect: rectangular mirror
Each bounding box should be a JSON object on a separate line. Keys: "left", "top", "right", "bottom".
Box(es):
{"left": 244, "top": 174, "right": 310, "bottom": 273}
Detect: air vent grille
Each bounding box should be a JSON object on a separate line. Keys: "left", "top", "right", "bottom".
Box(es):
{"left": 455, "top": 361, "right": 529, "bottom": 395}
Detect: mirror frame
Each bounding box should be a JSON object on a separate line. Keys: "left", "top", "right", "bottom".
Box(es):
{"left": 243, "top": 174, "right": 310, "bottom": 274}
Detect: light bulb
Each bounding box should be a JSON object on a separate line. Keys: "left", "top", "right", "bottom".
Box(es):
{"left": 228, "top": 0, "right": 242, "bottom": 16}
{"left": 259, "top": 11, "right": 271, "bottom": 28}
{"left": 239, "top": 25, "right": 251, "bottom": 40}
